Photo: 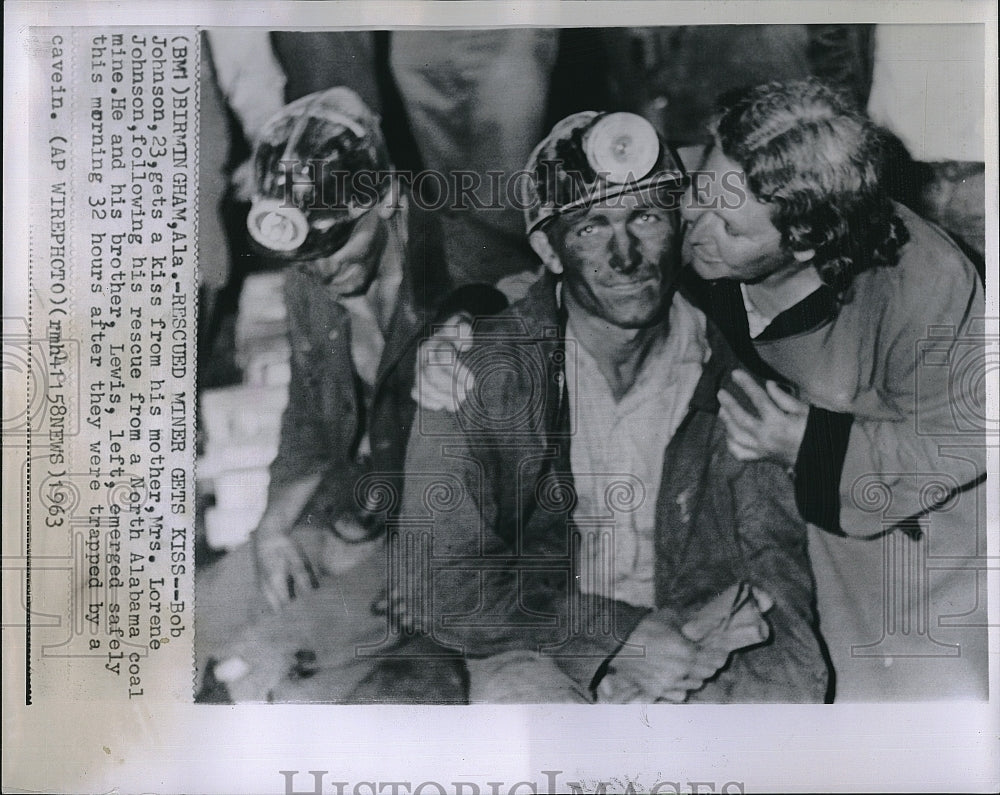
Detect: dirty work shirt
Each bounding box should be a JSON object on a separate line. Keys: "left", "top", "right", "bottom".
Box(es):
{"left": 566, "top": 292, "right": 709, "bottom": 608}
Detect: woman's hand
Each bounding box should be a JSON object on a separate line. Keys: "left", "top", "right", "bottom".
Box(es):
{"left": 718, "top": 370, "right": 808, "bottom": 469}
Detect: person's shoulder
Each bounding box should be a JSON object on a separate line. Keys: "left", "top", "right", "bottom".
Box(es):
{"left": 472, "top": 275, "right": 558, "bottom": 338}
{"left": 676, "top": 285, "right": 737, "bottom": 366}
{"left": 849, "top": 202, "right": 981, "bottom": 312}
{"left": 891, "top": 202, "right": 980, "bottom": 285}
{"left": 281, "top": 266, "right": 346, "bottom": 329}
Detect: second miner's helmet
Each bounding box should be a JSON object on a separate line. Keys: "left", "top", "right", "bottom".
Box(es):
{"left": 247, "top": 87, "right": 393, "bottom": 261}
{"left": 520, "top": 111, "right": 688, "bottom": 235}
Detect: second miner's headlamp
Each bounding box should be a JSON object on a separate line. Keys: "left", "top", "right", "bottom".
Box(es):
{"left": 246, "top": 87, "right": 393, "bottom": 261}
{"left": 521, "top": 111, "right": 688, "bottom": 234}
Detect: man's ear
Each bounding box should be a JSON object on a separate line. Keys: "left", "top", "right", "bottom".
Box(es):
{"left": 529, "top": 230, "right": 563, "bottom": 275}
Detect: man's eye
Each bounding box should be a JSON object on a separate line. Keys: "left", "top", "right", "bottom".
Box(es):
{"left": 576, "top": 224, "right": 597, "bottom": 237}
{"left": 723, "top": 222, "right": 739, "bottom": 237}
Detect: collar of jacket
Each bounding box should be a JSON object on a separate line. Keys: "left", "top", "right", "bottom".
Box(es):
{"left": 371, "top": 203, "right": 452, "bottom": 389}
{"left": 753, "top": 283, "right": 839, "bottom": 341}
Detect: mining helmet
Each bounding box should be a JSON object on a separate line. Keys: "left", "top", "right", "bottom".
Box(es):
{"left": 520, "top": 111, "right": 687, "bottom": 234}
{"left": 247, "top": 87, "right": 393, "bottom": 261}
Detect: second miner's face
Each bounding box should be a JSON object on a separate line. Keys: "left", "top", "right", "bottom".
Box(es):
{"left": 300, "top": 206, "right": 389, "bottom": 297}
{"left": 549, "top": 192, "right": 680, "bottom": 329}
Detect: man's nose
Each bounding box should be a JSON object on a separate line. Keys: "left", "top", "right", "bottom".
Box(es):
{"left": 608, "top": 225, "right": 639, "bottom": 274}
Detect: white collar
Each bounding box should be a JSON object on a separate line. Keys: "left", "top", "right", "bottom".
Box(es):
{"left": 741, "top": 267, "right": 825, "bottom": 338}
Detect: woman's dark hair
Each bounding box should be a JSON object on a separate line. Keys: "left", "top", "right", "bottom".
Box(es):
{"left": 713, "top": 79, "right": 909, "bottom": 294}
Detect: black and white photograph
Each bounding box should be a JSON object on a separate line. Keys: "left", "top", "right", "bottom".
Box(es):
{"left": 3, "top": 2, "right": 997, "bottom": 793}
{"left": 193, "top": 20, "right": 988, "bottom": 706}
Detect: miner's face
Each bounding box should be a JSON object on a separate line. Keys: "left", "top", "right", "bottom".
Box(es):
{"left": 300, "top": 206, "right": 389, "bottom": 297}
{"left": 546, "top": 192, "right": 680, "bottom": 329}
